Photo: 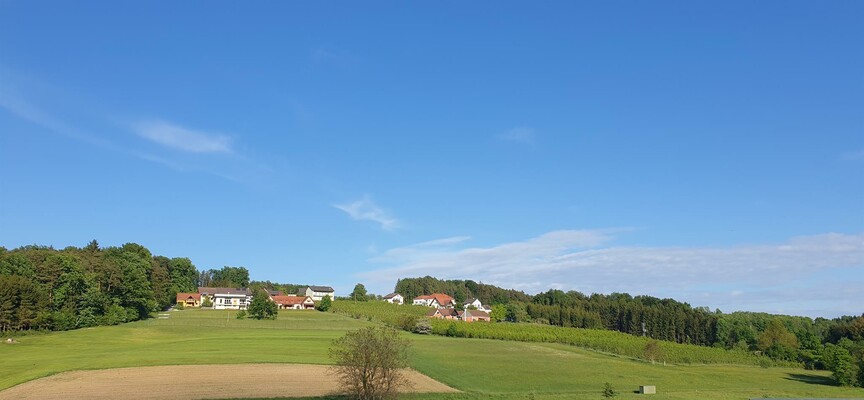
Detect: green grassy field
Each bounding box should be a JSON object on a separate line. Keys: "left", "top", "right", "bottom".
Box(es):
{"left": 2, "top": 308, "right": 862, "bottom": 399}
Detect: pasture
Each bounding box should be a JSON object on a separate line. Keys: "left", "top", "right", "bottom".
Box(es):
{"left": 1, "top": 308, "right": 861, "bottom": 399}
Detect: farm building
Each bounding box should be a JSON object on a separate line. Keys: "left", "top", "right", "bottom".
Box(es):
{"left": 298, "top": 286, "right": 335, "bottom": 301}
{"left": 176, "top": 293, "right": 201, "bottom": 308}
{"left": 413, "top": 293, "right": 456, "bottom": 308}
{"left": 426, "top": 308, "right": 490, "bottom": 322}
{"left": 383, "top": 293, "right": 404, "bottom": 304}
{"left": 270, "top": 295, "right": 315, "bottom": 310}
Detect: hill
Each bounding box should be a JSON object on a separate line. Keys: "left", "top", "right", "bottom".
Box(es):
{"left": 2, "top": 308, "right": 862, "bottom": 399}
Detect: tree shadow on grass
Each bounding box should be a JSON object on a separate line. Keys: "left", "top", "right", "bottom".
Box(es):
{"left": 784, "top": 373, "right": 837, "bottom": 386}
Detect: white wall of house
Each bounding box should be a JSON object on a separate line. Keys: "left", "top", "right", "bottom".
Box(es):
{"left": 213, "top": 294, "right": 251, "bottom": 310}
{"left": 464, "top": 299, "right": 483, "bottom": 309}
{"left": 385, "top": 294, "right": 404, "bottom": 305}
{"left": 303, "top": 287, "right": 335, "bottom": 301}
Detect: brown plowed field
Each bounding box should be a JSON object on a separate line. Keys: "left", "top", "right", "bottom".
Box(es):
{"left": 0, "top": 364, "right": 459, "bottom": 400}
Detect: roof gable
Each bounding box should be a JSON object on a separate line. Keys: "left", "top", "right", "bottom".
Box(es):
{"left": 272, "top": 296, "right": 314, "bottom": 306}
{"left": 176, "top": 293, "right": 201, "bottom": 302}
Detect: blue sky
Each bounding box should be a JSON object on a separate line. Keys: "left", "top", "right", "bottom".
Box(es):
{"left": 1, "top": 1, "right": 861, "bottom": 318}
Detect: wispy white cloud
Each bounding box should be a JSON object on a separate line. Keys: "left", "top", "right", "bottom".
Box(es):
{"left": 334, "top": 196, "right": 399, "bottom": 231}
{"left": 498, "top": 127, "right": 536, "bottom": 144}
{"left": 0, "top": 89, "right": 116, "bottom": 149}
{"left": 360, "top": 230, "right": 864, "bottom": 317}
{"left": 841, "top": 149, "right": 864, "bottom": 161}
{"left": 133, "top": 120, "right": 233, "bottom": 154}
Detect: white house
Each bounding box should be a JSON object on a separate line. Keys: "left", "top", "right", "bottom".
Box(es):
{"left": 299, "top": 286, "right": 335, "bottom": 301}
{"left": 383, "top": 293, "right": 404, "bottom": 305}
{"left": 198, "top": 287, "right": 253, "bottom": 310}
{"left": 412, "top": 293, "right": 456, "bottom": 308}
{"left": 464, "top": 298, "right": 483, "bottom": 309}
{"left": 463, "top": 298, "right": 492, "bottom": 312}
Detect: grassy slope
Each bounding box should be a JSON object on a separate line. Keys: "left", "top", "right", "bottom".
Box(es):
{"left": 0, "top": 310, "right": 372, "bottom": 390}
{"left": 2, "top": 309, "right": 862, "bottom": 399}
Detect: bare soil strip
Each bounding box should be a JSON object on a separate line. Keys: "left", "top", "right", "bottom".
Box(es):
{"left": 0, "top": 364, "right": 459, "bottom": 400}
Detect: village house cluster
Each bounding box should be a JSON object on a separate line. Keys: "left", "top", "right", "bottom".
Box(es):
{"left": 384, "top": 292, "right": 492, "bottom": 322}
{"left": 176, "top": 286, "right": 492, "bottom": 323}
{"left": 175, "top": 285, "right": 335, "bottom": 310}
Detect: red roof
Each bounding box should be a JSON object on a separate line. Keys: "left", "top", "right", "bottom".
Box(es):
{"left": 415, "top": 293, "right": 455, "bottom": 305}
{"left": 272, "top": 296, "right": 313, "bottom": 306}
{"left": 176, "top": 293, "right": 201, "bottom": 302}
{"left": 431, "top": 293, "right": 455, "bottom": 305}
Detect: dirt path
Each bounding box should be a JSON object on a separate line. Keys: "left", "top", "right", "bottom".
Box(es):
{"left": 0, "top": 364, "right": 459, "bottom": 400}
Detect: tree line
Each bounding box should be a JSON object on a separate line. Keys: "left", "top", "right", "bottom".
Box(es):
{"left": 393, "top": 276, "right": 864, "bottom": 385}
{"left": 0, "top": 241, "right": 253, "bottom": 333}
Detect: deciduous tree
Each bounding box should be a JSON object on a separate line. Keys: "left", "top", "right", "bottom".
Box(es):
{"left": 248, "top": 290, "right": 277, "bottom": 320}
{"left": 351, "top": 283, "right": 369, "bottom": 302}
{"left": 329, "top": 327, "right": 410, "bottom": 400}
{"left": 317, "top": 296, "right": 332, "bottom": 312}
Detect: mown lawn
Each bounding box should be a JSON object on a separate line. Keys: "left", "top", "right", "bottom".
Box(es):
{"left": 0, "top": 309, "right": 373, "bottom": 390}
{"left": 2, "top": 308, "right": 862, "bottom": 399}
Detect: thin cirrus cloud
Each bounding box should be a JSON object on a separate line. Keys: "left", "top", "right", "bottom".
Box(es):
{"left": 498, "top": 127, "right": 536, "bottom": 144}
{"left": 333, "top": 196, "right": 400, "bottom": 231}
{"left": 841, "top": 149, "right": 864, "bottom": 161}
{"left": 133, "top": 120, "right": 234, "bottom": 154}
{"left": 360, "top": 230, "right": 864, "bottom": 317}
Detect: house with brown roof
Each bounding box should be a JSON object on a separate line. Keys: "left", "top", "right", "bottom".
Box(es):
{"left": 426, "top": 307, "right": 490, "bottom": 322}
{"left": 412, "top": 293, "right": 456, "bottom": 308}
{"left": 271, "top": 295, "right": 315, "bottom": 310}
{"left": 460, "top": 309, "right": 491, "bottom": 322}
{"left": 176, "top": 293, "right": 201, "bottom": 308}
{"left": 426, "top": 307, "right": 459, "bottom": 320}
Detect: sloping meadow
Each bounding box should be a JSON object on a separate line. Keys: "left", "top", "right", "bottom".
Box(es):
{"left": 331, "top": 301, "right": 793, "bottom": 367}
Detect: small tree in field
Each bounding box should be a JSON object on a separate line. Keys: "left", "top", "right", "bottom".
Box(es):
{"left": 329, "top": 327, "right": 411, "bottom": 400}
{"left": 602, "top": 382, "right": 617, "bottom": 398}
{"left": 350, "top": 283, "right": 369, "bottom": 301}
{"left": 643, "top": 340, "right": 664, "bottom": 364}
{"left": 316, "top": 296, "right": 332, "bottom": 312}
{"left": 248, "top": 290, "right": 277, "bottom": 320}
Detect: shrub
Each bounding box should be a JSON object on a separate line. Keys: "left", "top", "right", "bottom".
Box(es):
{"left": 644, "top": 340, "right": 663, "bottom": 363}
{"left": 412, "top": 319, "right": 432, "bottom": 335}
{"left": 236, "top": 310, "right": 247, "bottom": 319}
{"left": 317, "top": 296, "right": 332, "bottom": 312}
{"left": 602, "top": 382, "right": 617, "bottom": 398}
{"left": 397, "top": 315, "right": 418, "bottom": 331}
{"left": 329, "top": 327, "right": 410, "bottom": 400}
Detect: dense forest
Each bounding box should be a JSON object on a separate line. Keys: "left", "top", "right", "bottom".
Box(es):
{"left": 395, "top": 276, "right": 864, "bottom": 383}
{"left": 0, "top": 241, "right": 197, "bottom": 332}
{"left": 0, "top": 241, "right": 262, "bottom": 333}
